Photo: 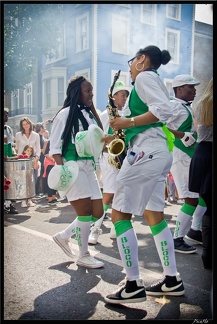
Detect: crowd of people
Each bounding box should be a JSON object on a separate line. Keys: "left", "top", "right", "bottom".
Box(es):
{"left": 4, "top": 45, "right": 213, "bottom": 306}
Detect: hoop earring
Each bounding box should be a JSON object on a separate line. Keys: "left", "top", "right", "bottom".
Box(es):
{"left": 135, "top": 62, "right": 144, "bottom": 71}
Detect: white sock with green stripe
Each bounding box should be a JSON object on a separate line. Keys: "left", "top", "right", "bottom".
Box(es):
{"left": 76, "top": 215, "right": 92, "bottom": 258}
{"left": 191, "top": 197, "right": 207, "bottom": 230}
{"left": 150, "top": 219, "right": 177, "bottom": 276}
{"left": 59, "top": 218, "right": 77, "bottom": 239}
{"left": 173, "top": 203, "right": 196, "bottom": 238}
{"left": 115, "top": 220, "right": 140, "bottom": 280}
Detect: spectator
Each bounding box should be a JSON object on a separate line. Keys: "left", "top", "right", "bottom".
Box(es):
{"left": 20, "top": 145, "right": 39, "bottom": 208}
{"left": 15, "top": 117, "right": 41, "bottom": 158}
{"left": 35, "top": 123, "right": 47, "bottom": 197}
{"left": 42, "top": 140, "right": 58, "bottom": 206}
{"left": 188, "top": 78, "right": 213, "bottom": 269}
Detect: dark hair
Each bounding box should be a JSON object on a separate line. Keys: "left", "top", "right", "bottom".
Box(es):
{"left": 136, "top": 45, "right": 171, "bottom": 70}
{"left": 35, "top": 123, "right": 44, "bottom": 133}
{"left": 19, "top": 117, "right": 34, "bottom": 134}
{"left": 53, "top": 75, "right": 90, "bottom": 156}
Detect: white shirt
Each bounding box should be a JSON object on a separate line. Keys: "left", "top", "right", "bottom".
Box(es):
{"left": 15, "top": 131, "right": 41, "bottom": 157}
{"left": 4, "top": 125, "right": 15, "bottom": 147}
{"left": 166, "top": 97, "right": 196, "bottom": 163}
{"left": 49, "top": 106, "right": 98, "bottom": 156}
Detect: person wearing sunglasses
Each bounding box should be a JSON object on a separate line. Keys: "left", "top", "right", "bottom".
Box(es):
{"left": 103, "top": 45, "right": 184, "bottom": 304}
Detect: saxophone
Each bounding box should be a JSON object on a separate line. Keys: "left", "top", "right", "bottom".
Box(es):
{"left": 106, "top": 70, "right": 126, "bottom": 170}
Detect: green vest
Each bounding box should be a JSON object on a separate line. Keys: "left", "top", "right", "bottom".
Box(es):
{"left": 63, "top": 112, "right": 100, "bottom": 161}
{"left": 125, "top": 87, "right": 174, "bottom": 151}
{"left": 173, "top": 104, "right": 198, "bottom": 158}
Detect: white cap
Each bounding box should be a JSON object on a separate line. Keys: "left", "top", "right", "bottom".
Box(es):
{"left": 111, "top": 81, "right": 131, "bottom": 96}
{"left": 172, "top": 74, "right": 200, "bottom": 88}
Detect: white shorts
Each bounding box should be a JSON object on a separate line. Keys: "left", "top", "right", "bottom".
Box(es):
{"left": 100, "top": 152, "right": 119, "bottom": 193}
{"left": 170, "top": 159, "right": 199, "bottom": 199}
{"left": 112, "top": 137, "right": 172, "bottom": 216}
{"left": 66, "top": 160, "right": 102, "bottom": 202}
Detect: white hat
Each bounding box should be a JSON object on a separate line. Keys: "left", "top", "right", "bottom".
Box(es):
{"left": 75, "top": 124, "right": 104, "bottom": 162}
{"left": 4, "top": 107, "right": 9, "bottom": 113}
{"left": 172, "top": 74, "right": 200, "bottom": 88}
{"left": 111, "top": 81, "right": 131, "bottom": 96}
{"left": 47, "top": 161, "right": 79, "bottom": 198}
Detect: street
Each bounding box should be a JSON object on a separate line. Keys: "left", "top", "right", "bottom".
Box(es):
{"left": 4, "top": 197, "right": 213, "bottom": 321}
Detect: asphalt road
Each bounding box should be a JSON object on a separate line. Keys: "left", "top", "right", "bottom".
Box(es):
{"left": 3, "top": 197, "right": 213, "bottom": 321}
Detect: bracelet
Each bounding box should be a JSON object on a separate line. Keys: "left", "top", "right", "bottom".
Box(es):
{"left": 130, "top": 117, "right": 136, "bottom": 127}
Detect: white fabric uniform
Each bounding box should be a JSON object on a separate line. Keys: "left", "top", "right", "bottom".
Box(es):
{"left": 112, "top": 71, "right": 173, "bottom": 216}
{"left": 166, "top": 98, "right": 199, "bottom": 199}
{"left": 99, "top": 109, "right": 119, "bottom": 193}
{"left": 49, "top": 106, "right": 102, "bottom": 202}
{"left": 15, "top": 131, "right": 41, "bottom": 157}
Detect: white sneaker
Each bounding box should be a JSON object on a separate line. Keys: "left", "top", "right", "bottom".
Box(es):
{"left": 88, "top": 226, "right": 102, "bottom": 245}
{"left": 110, "top": 225, "right": 116, "bottom": 240}
{"left": 52, "top": 233, "right": 76, "bottom": 259}
{"left": 77, "top": 252, "right": 104, "bottom": 268}
{"left": 21, "top": 201, "right": 28, "bottom": 207}
{"left": 27, "top": 200, "right": 36, "bottom": 207}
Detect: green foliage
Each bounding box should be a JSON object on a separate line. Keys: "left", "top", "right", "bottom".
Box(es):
{"left": 4, "top": 3, "right": 64, "bottom": 93}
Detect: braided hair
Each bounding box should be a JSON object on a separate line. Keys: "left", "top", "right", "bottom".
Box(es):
{"left": 53, "top": 75, "right": 90, "bottom": 156}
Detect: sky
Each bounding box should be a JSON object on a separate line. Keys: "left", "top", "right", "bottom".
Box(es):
{"left": 195, "top": 3, "right": 213, "bottom": 25}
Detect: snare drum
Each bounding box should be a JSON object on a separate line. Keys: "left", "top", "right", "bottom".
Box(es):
{"left": 4, "top": 158, "right": 35, "bottom": 200}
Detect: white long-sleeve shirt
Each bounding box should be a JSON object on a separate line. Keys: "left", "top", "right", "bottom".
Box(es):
{"left": 15, "top": 131, "right": 41, "bottom": 157}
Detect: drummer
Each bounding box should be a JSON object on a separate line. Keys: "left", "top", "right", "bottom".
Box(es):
{"left": 4, "top": 108, "right": 19, "bottom": 214}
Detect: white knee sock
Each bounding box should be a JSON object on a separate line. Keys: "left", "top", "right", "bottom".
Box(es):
{"left": 59, "top": 218, "right": 77, "bottom": 239}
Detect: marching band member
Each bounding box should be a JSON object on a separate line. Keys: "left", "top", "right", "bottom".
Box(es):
{"left": 103, "top": 45, "right": 185, "bottom": 304}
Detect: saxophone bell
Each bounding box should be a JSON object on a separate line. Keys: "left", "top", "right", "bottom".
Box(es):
{"left": 107, "top": 138, "right": 125, "bottom": 157}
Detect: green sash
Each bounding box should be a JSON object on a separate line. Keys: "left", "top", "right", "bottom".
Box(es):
{"left": 173, "top": 104, "right": 198, "bottom": 158}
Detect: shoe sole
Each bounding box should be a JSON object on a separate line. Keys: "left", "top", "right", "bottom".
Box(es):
{"left": 104, "top": 296, "right": 146, "bottom": 304}
{"left": 146, "top": 290, "right": 185, "bottom": 296}
{"left": 88, "top": 240, "right": 97, "bottom": 245}
{"left": 185, "top": 235, "right": 202, "bottom": 245}
{"left": 76, "top": 260, "right": 104, "bottom": 268}
{"left": 52, "top": 236, "right": 76, "bottom": 259}
{"left": 174, "top": 248, "right": 197, "bottom": 254}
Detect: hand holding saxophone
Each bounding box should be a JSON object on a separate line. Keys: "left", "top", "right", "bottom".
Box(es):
{"left": 110, "top": 117, "right": 135, "bottom": 130}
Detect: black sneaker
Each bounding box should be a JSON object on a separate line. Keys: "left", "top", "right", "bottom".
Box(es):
{"left": 174, "top": 237, "right": 197, "bottom": 254}
{"left": 104, "top": 279, "right": 146, "bottom": 304}
{"left": 8, "top": 204, "right": 19, "bottom": 214}
{"left": 103, "top": 213, "right": 109, "bottom": 220}
{"left": 185, "top": 228, "right": 202, "bottom": 244}
{"left": 146, "top": 274, "right": 185, "bottom": 296}
{"left": 48, "top": 200, "right": 57, "bottom": 206}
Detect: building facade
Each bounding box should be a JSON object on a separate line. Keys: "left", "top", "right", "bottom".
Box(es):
{"left": 5, "top": 3, "right": 213, "bottom": 132}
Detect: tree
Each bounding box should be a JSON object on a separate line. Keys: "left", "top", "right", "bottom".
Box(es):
{"left": 4, "top": 3, "right": 64, "bottom": 94}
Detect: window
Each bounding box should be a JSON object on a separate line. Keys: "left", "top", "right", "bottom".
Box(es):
{"left": 112, "top": 15, "right": 129, "bottom": 54}
{"left": 58, "top": 78, "right": 64, "bottom": 106}
{"left": 45, "top": 24, "right": 66, "bottom": 64}
{"left": 111, "top": 70, "right": 131, "bottom": 92}
{"left": 166, "top": 4, "right": 181, "bottom": 20}
{"left": 76, "top": 13, "right": 89, "bottom": 52}
{"left": 165, "top": 28, "right": 180, "bottom": 64}
{"left": 164, "top": 78, "right": 174, "bottom": 98}
{"left": 45, "top": 79, "right": 51, "bottom": 108}
{"left": 11, "top": 90, "right": 19, "bottom": 111}
{"left": 140, "top": 4, "right": 157, "bottom": 25}
{"left": 75, "top": 68, "right": 90, "bottom": 80}
{"left": 24, "top": 83, "right": 32, "bottom": 110}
